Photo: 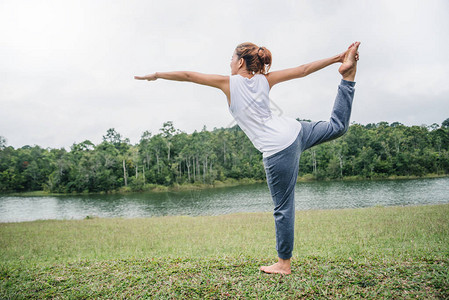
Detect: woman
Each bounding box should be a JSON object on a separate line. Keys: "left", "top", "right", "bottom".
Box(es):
{"left": 135, "top": 41, "right": 360, "bottom": 274}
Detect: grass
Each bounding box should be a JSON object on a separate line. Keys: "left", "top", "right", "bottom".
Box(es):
{"left": 1, "top": 204, "right": 448, "bottom": 298}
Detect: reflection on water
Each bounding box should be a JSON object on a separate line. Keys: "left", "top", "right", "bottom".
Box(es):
{"left": 1, "top": 177, "right": 448, "bottom": 222}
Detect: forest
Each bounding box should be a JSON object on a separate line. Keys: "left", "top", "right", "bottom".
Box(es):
{"left": 1, "top": 118, "right": 448, "bottom": 193}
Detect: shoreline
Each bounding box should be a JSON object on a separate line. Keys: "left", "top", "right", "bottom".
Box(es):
{"left": 2, "top": 173, "right": 447, "bottom": 197}
{"left": 2, "top": 202, "right": 448, "bottom": 225}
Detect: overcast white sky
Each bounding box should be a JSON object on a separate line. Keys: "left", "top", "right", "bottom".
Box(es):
{"left": 1, "top": 0, "right": 448, "bottom": 149}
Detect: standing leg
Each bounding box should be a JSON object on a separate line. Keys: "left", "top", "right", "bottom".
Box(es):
{"left": 260, "top": 131, "right": 302, "bottom": 275}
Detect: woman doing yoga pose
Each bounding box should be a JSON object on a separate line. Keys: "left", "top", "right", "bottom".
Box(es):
{"left": 135, "top": 41, "right": 360, "bottom": 275}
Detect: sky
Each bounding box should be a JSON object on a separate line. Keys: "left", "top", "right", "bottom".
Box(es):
{"left": 1, "top": 0, "right": 448, "bottom": 149}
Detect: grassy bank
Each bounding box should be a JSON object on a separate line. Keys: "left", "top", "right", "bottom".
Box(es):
{"left": 4, "top": 178, "right": 265, "bottom": 197}
{"left": 4, "top": 174, "right": 447, "bottom": 197}
{"left": 1, "top": 204, "right": 448, "bottom": 298}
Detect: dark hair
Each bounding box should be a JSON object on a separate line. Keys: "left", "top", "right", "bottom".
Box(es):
{"left": 235, "top": 42, "right": 272, "bottom": 74}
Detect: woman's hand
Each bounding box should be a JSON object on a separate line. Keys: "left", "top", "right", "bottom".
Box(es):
{"left": 134, "top": 73, "right": 157, "bottom": 81}
{"left": 133, "top": 71, "right": 230, "bottom": 99}
{"left": 337, "top": 50, "right": 348, "bottom": 63}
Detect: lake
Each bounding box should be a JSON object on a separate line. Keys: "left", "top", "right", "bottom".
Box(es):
{"left": 1, "top": 177, "right": 448, "bottom": 223}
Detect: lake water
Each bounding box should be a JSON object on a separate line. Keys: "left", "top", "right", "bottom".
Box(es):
{"left": 1, "top": 177, "right": 448, "bottom": 223}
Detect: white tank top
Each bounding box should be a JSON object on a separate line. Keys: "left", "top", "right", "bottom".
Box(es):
{"left": 228, "top": 74, "right": 302, "bottom": 158}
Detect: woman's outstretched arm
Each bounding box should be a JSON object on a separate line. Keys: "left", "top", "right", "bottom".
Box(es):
{"left": 134, "top": 71, "right": 230, "bottom": 99}
{"left": 263, "top": 42, "right": 363, "bottom": 89}
{"left": 266, "top": 53, "right": 344, "bottom": 89}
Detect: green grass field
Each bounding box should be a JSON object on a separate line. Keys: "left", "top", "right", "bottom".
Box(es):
{"left": 1, "top": 204, "right": 448, "bottom": 298}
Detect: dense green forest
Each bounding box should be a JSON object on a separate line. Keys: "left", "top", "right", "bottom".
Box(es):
{"left": 1, "top": 118, "right": 449, "bottom": 193}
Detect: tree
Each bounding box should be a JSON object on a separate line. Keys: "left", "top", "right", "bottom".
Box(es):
{"left": 160, "top": 121, "right": 179, "bottom": 163}
{"left": 390, "top": 122, "right": 403, "bottom": 128}
{"left": 0, "top": 136, "right": 6, "bottom": 150}
{"left": 139, "top": 130, "right": 153, "bottom": 183}
{"left": 102, "top": 128, "right": 130, "bottom": 153}
{"left": 442, "top": 118, "right": 449, "bottom": 128}
{"left": 103, "top": 128, "right": 122, "bottom": 145}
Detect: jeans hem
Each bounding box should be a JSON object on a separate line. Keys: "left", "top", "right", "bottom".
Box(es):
{"left": 278, "top": 252, "right": 292, "bottom": 260}
{"left": 341, "top": 79, "right": 356, "bottom": 87}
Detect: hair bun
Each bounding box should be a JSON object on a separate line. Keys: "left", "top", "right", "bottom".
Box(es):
{"left": 257, "top": 47, "right": 270, "bottom": 64}
{"left": 235, "top": 42, "right": 272, "bottom": 74}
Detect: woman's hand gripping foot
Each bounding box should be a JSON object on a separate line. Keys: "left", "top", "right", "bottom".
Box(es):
{"left": 339, "top": 41, "right": 361, "bottom": 82}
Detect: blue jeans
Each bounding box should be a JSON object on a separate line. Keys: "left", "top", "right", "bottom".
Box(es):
{"left": 262, "top": 79, "right": 356, "bottom": 259}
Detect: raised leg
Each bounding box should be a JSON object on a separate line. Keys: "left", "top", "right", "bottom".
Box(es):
{"left": 300, "top": 79, "right": 356, "bottom": 151}
{"left": 299, "top": 42, "right": 359, "bottom": 151}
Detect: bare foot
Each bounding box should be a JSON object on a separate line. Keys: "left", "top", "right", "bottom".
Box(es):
{"left": 260, "top": 258, "right": 291, "bottom": 275}
{"left": 339, "top": 41, "right": 360, "bottom": 82}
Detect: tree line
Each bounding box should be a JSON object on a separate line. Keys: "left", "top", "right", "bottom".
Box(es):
{"left": 1, "top": 118, "right": 448, "bottom": 193}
